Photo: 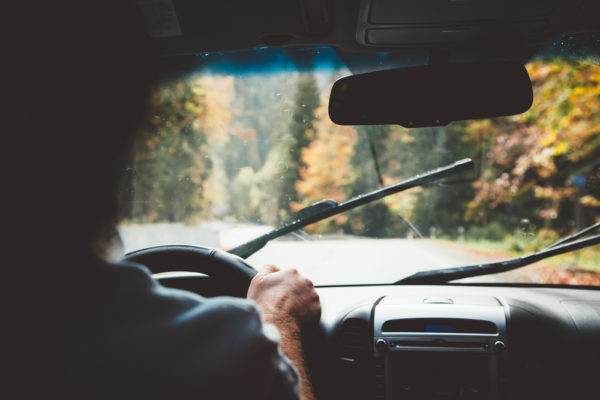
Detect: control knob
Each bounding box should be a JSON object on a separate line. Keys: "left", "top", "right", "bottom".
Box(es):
{"left": 376, "top": 339, "right": 388, "bottom": 353}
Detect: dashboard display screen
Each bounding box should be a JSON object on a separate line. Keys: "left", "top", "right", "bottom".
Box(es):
{"left": 425, "top": 325, "right": 452, "bottom": 332}
{"left": 426, "top": 324, "right": 453, "bottom": 333}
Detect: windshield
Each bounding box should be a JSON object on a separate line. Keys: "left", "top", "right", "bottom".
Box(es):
{"left": 117, "top": 36, "right": 599, "bottom": 286}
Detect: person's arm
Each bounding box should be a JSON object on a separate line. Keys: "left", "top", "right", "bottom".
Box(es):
{"left": 269, "top": 318, "right": 315, "bottom": 400}
{"left": 247, "top": 265, "right": 321, "bottom": 400}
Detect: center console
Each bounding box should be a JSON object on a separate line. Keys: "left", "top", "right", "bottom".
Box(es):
{"left": 363, "top": 295, "right": 508, "bottom": 400}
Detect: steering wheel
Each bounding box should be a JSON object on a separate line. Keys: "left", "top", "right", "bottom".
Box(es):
{"left": 123, "top": 245, "right": 258, "bottom": 297}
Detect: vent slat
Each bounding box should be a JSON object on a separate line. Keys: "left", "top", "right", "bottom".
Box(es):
{"left": 340, "top": 318, "right": 369, "bottom": 359}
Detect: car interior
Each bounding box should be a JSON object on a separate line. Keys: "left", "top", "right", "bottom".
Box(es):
{"left": 126, "top": 1, "right": 599, "bottom": 399}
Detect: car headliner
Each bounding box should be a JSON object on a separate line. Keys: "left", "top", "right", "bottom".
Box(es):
{"left": 142, "top": 0, "right": 599, "bottom": 57}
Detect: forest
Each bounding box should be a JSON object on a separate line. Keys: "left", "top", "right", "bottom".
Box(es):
{"left": 118, "top": 52, "right": 599, "bottom": 269}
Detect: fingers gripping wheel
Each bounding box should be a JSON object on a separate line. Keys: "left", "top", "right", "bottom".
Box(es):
{"left": 123, "top": 245, "right": 258, "bottom": 297}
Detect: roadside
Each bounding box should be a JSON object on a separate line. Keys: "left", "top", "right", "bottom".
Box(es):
{"left": 118, "top": 221, "right": 273, "bottom": 253}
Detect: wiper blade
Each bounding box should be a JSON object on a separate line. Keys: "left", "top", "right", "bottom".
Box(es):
{"left": 395, "top": 234, "right": 600, "bottom": 285}
{"left": 229, "top": 158, "right": 474, "bottom": 259}
{"left": 545, "top": 222, "right": 599, "bottom": 249}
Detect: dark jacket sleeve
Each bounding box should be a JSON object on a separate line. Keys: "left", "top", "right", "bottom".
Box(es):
{"left": 64, "top": 261, "right": 300, "bottom": 400}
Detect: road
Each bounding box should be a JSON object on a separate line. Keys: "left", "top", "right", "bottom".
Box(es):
{"left": 247, "top": 238, "right": 505, "bottom": 285}
{"left": 119, "top": 223, "right": 512, "bottom": 285}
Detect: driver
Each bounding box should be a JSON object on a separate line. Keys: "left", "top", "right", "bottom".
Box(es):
{"left": 13, "top": 2, "right": 320, "bottom": 399}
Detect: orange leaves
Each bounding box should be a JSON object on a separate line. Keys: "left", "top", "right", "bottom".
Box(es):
{"left": 295, "top": 105, "right": 357, "bottom": 204}
{"left": 534, "top": 185, "right": 577, "bottom": 220}
{"left": 241, "top": 129, "right": 256, "bottom": 140}
{"left": 580, "top": 195, "right": 600, "bottom": 207}
{"left": 144, "top": 138, "right": 157, "bottom": 149}
{"left": 526, "top": 62, "right": 556, "bottom": 86}
{"left": 195, "top": 75, "right": 234, "bottom": 145}
{"left": 292, "top": 105, "right": 357, "bottom": 230}
{"left": 467, "top": 57, "right": 600, "bottom": 222}
{"left": 229, "top": 128, "right": 257, "bottom": 140}
{"left": 518, "top": 58, "right": 600, "bottom": 174}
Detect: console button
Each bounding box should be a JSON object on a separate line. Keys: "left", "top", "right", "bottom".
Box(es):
{"left": 376, "top": 339, "right": 388, "bottom": 353}
{"left": 494, "top": 340, "right": 506, "bottom": 353}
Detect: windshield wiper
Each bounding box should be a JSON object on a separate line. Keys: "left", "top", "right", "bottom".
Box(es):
{"left": 395, "top": 225, "right": 600, "bottom": 285}
{"left": 229, "top": 158, "right": 474, "bottom": 259}
{"left": 544, "top": 222, "right": 599, "bottom": 249}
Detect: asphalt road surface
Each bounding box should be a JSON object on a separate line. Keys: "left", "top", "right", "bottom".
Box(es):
{"left": 247, "top": 238, "right": 505, "bottom": 285}
{"left": 119, "top": 223, "right": 515, "bottom": 285}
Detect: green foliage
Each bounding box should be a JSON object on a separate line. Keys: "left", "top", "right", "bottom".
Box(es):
{"left": 348, "top": 126, "right": 390, "bottom": 195}
{"left": 342, "top": 126, "right": 408, "bottom": 237}
{"left": 275, "top": 73, "right": 320, "bottom": 222}
{"left": 344, "top": 202, "right": 408, "bottom": 238}
{"left": 465, "top": 58, "right": 600, "bottom": 235}
{"left": 466, "top": 222, "right": 510, "bottom": 242}
{"left": 223, "top": 75, "right": 296, "bottom": 179}
{"left": 393, "top": 126, "right": 478, "bottom": 237}
{"left": 119, "top": 55, "right": 600, "bottom": 267}
{"left": 340, "top": 124, "right": 480, "bottom": 238}
{"left": 505, "top": 228, "right": 560, "bottom": 253}
{"left": 120, "top": 76, "right": 212, "bottom": 223}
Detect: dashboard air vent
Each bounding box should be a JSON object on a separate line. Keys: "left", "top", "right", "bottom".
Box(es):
{"left": 339, "top": 317, "right": 375, "bottom": 400}
{"left": 340, "top": 318, "right": 369, "bottom": 362}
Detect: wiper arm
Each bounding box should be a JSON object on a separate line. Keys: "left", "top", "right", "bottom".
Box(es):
{"left": 229, "top": 158, "right": 474, "bottom": 259}
{"left": 545, "top": 222, "right": 599, "bottom": 249}
{"left": 395, "top": 233, "right": 600, "bottom": 285}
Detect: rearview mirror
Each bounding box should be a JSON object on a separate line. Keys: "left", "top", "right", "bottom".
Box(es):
{"left": 329, "top": 62, "right": 532, "bottom": 128}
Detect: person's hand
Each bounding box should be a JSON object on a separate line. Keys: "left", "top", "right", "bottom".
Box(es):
{"left": 248, "top": 266, "right": 320, "bottom": 400}
{"left": 247, "top": 265, "right": 321, "bottom": 329}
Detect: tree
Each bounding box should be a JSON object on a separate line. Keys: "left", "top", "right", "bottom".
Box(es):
{"left": 293, "top": 104, "right": 357, "bottom": 231}
{"left": 343, "top": 125, "right": 408, "bottom": 237}
{"left": 466, "top": 58, "right": 600, "bottom": 234}
{"left": 274, "top": 73, "right": 320, "bottom": 223}
{"left": 120, "top": 75, "right": 212, "bottom": 224}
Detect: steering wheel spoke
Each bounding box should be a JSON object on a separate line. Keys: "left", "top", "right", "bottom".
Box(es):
{"left": 123, "top": 245, "right": 257, "bottom": 298}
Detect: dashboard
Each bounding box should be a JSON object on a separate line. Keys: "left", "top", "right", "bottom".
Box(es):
{"left": 310, "top": 285, "right": 600, "bottom": 400}
{"left": 155, "top": 275, "right": 600, "bottom": 400}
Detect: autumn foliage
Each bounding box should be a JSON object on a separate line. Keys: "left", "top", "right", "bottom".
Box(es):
{"left": 465, "top": 58, "right": 599, "bottom": 234}
{"left": 120, "top": 55, "right": 599, "bottom": 252}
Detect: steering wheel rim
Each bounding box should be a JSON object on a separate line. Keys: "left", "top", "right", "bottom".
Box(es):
{"left": 123, "top": 245, "right": 258, "bottom": 297}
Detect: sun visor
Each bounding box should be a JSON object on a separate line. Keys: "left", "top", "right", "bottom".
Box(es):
{"left": 356, "top": 0, "right": 562, "bottom": 47}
